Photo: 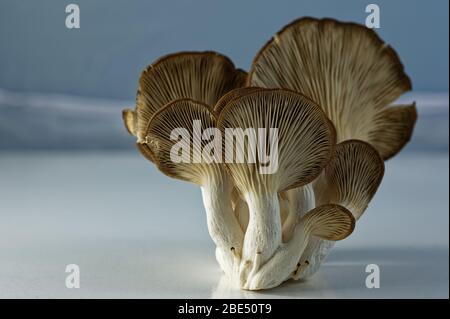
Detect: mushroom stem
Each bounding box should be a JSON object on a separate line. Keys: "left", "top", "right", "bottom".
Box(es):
{"left": 234, "top": 198, "right": 249, "bottom": 232}
{"left": 282, "top": 184, "right": 315, "bottom": 242}
{"left": 215, "top": 247, "right": 240, "bottom": 286}
{"left": 245, "top": 220, "right": 310, "bottom": 290}
{"left": 240, "top": 190, "right": 282, "bottom": 281}
{"left": 200, "top": 172, "right": 244, "bottom": 277}
{"left": 245, "top": 204, "right": 354, "bottom": 290}
{"left": 294, "top": 239, "right": 335, "bottom": 279}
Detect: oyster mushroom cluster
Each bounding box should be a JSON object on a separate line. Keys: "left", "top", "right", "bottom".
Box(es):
{"left": 122, "top": 17, "right": 417, "bottom": 290}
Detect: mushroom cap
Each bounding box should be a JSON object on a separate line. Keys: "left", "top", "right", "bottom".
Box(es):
{"left": 217, "top": 88, "right": 335, "bottom": 194}
{"left": 248, "top": 17, "right": 416, "bottom": 160}
{"left": 122, "top": 108, "right": 137, "bottom": 136}
{"left": 314, "top": 139, "right": 385, "bottom": 220}
{"left": 135, "top": 51, "right": 246, "bottom": 142}
{"left": 213, "top": 87, "right": 263, "bottom": 114}
{"left": 136, "top": 143, "right": 156, "bottom": 163}
{"left": 302, "top": 204, "right": 355, "bottom": 241}
{"left": 123, "top": 108, "right": 156, "bottom": 162}
{"left": 296, "top": 140, "right": 384, "bottom": 279}
{"left": 145, "top": 98, "right": 221, "bottom": 186}
{"left": 368, "top": 103, "right": 417, "bottom": 160}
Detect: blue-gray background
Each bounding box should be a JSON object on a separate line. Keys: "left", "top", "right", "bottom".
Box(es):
{"left": 0, "top": 0, "right": 448, "bottom": 150}
{"left": 1, "top": 0, "right": 449, "bottom": 96}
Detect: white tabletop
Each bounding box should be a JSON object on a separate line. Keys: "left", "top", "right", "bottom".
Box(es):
{"left": 0, "top": 151, "right": 448, "bottom": 298}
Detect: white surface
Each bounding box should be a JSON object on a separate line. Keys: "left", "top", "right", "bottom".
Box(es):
{"left": 0, "top": 151, "right": 448, "bottom": 298}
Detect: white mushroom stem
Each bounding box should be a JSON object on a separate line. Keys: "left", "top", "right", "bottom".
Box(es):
{"left": 234, "top": 198, "right": 249, "bottom": 232}
{"left": 215, "top": 247, "right": 240, "bottom": 286}
{"left": 245, "top": 204, "right": 354, "bottom": 290}
{"left": 235, "top": 193, "right": 288, "bottom": 234}
{"left": 200, "top": 172, "right": 244, "bottom": 278}
{"left": 239, "top": 190, "right": 282, "bottom": 284}
{"left": 282, "top": 184, "right": 315, "bottom": 242}
{"left": 294, "top": 239, "right": 335, "bottom": 280}
{"left": 246, "top": 226, "right": 310, "bottom": 290}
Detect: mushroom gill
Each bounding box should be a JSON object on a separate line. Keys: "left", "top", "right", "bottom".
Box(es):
{"left": 217, "top": 88, "right": 335, "bottom": 285}
{"left": 214, "top": 87, "right": 264, "bottom": 115}
{"left": 136, "top": 51, "right": 246, "bottom": 142}
{"left": 122, "top": 108, "right": 137, "bottom": 136}
{"left": 122, "top": 51, "right": 246, "bottom": 162}
{"left": 248, "top": 17, "right": 417, "bottom": 160}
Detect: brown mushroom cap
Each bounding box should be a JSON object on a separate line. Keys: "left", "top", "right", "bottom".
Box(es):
{"left": 145, "top": 98, "right": 221, "bottom": 186}
{"left": 368, "top": 103, "right": 417, "bottom": 160}
{"left": 314, "top": 139, "right": 385, "bottom": 220}
{"left": 123, "top": 108, "right": 156, "bottom": 161}
{"left": 302, "top": 204, "right": 355, "bottom": 241}
{"left": 122, "top": 109, "right": 137, "bottom": 136}
{"left": 248, "top": 17, "right": 416, "bottom": 160}
{"left": 213, "top": 87, "right": 263, "bottom": 114}
{"left": 136, "top": 143, "right": 156, "bottom": 163}
{"left": 135, "top": 51, "right": 246, "bottom": 142}
{"left": 217, "top": 88, "right": 335, "bottom": 194}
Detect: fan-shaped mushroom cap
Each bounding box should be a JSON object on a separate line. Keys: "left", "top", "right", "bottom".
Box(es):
{"left": 314, "top": 139, "right": 385, "bottom": 220}
{"left": 136, "top": 143, "right": 155, "bottom": 163}
{"left": 368, "top": 103, "right": 417, "bottom": 160}
{"left": 123, "top": 108, "right": 157, "bottom": 162}
{"left": 296, "top": 140, "right": 384, "bottom": 279}
{"left": 214, "top": 87, "right": 263, "bottom": 114}
{"left": 145, "top": 98, "right": 220, "bottom": 185}
{"left": 217, "top": 88, "right": 335, "bottom": 194}
{"left": 301, "top": 204, "right": 355, "bottom": 241}
{"left": 135, "top": 51, "right": 246, "bottom": 142}
{"left": 122, "top": 109, "right": 137, "bottom": 136}
{"left": 248, "top": 17, "right": 416, "bottom": 160}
